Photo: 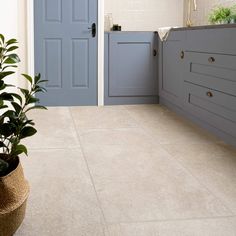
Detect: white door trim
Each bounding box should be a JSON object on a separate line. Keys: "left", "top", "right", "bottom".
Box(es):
{"left": 27, "top": 0, "right": 104, "bottom": 106}
{"left": 27, "top": 0, "right": 35, "bottom": 77}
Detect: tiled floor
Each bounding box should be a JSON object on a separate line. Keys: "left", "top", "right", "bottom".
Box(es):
{"left": 16, "top": 105, "right": 236, "bottom": 236}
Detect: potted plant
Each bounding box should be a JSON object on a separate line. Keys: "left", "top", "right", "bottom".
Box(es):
{"left": 208, "top": 6, "right": 232, "bottom": 24}
{"left": 0, "top": 34, "right": 47, "bottom": 235}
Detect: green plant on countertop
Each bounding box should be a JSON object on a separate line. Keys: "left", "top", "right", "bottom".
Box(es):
{"left": 209, "top": 6, "right": 232, "bottom": 24}
{"left": 231, "top": 5, "right": 236, "bottom": 23}
{"left": 0, "top": 34, "right": 47, "bottom": 176}
{"left": 208, "top": 5, "right": 236, "bottom": 24}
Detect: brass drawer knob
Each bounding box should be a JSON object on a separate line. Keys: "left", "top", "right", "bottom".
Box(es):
{"left": 180, "top": 51, "right": 184, "bottom": 59}
{"left": 208, "top": 57, "right": 215, "bottom": 63}
{"left": 206, "top": 91, "right": 213, "bottom": 97}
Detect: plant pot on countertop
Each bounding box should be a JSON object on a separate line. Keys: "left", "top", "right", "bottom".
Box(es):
{"left": 0, "top": 156, "right": 30, "bottom": 236}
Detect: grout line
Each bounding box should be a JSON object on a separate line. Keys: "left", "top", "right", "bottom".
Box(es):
{"left": 106, "top": 214, "right": 236, "bottom": 226}
{"left": 124, "top": 105, "right": 235, "bottom": 216}
{"left": 68, "top": 107, "right": 109, "bottom": 236}
{"left": 27, "top": 147, "right": 81, "bottom": 151}
{"left": 69, "top": 105, "right": 235, "bottom": 231}
{"left": 162, "top": 146, "right": 236, "bottom": 216}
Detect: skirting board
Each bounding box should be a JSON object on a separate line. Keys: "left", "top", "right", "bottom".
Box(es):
{"left": 104, "top": 96, "right": 159, "bottom": 105}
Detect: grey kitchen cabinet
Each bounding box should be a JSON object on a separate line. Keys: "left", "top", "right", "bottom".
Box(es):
{"left": 183, "top": 36, "right": 236, "bottom": 141}
{"left": 160, "top": 27, "right": 236, "bottom": 147}
{"left": 159, "top": 31, "right": 186, "bottom": 107}
{"left": 104, "top": 32, "right": 158, "bottom": 105}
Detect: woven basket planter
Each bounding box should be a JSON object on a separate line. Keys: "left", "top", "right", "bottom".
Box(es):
{"left": 0, "top": 157, "right": 29, "bottom": 236}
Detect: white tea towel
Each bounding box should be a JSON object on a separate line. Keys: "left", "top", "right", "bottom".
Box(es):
{"left": 158, "top": 27, "right": 177, "bottom": 41}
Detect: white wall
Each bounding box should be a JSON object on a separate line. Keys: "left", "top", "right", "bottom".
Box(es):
{"left": 105, "top": 0, "right": 184, "bottom": 31}
{"left": 184, "top": 0, "right": 236, "bottom": 26}
{"left": 0, "top": 0, "right": 18, "bottom": 39}
{"left": 0, "top": 0, "right": 28, "bottom": 88}
{"left": 0, "top": 0, "right": 18, "bottom": 89}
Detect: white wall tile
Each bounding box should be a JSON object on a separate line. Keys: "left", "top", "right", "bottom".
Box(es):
{"left": 105, "top": 0, "right": 184, "bottom": 31}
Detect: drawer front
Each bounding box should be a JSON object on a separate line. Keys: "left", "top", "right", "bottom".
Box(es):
{"left": 184, "top": 82, "right": 236, "bottom": 138}
{"left": 186, "top": 28, "right": 236, "bottom": 54}
{"left": 185, "top": 52, "right": 236, "bottom": 96}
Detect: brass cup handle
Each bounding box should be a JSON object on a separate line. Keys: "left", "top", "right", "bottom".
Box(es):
{"left": 208, "top": 57, "right": 215, "bottom": 63}
{"left": 180, "top": 51, "right": 184, "bottom": 59}
{"left": 206, "top": 91, "right": 213, "bottom": 98}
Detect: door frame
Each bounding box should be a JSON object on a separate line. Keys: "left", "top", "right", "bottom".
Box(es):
{"left": 27, "top": 0, "right": 104, "bottom": 106}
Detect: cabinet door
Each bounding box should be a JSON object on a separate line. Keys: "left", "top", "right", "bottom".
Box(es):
{"left": 160, "top": 31, "right": 185, "bottom": 107}
{"left": 109, "top": 33, "right": 158, "bottom": 97}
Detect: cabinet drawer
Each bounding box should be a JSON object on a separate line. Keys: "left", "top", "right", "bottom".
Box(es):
{"left": 185, "top": 52, "right": 236, "bottom": 96}
{"left": 184, "top": 82, "right": 236, "bottom": 138}
{"left": 186, "top": 28, "right": 236, "bottom": 54}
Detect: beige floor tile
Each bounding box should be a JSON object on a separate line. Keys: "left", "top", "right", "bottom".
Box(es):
{"left": 82, "top": 144, "right": 173, "bottom": 185}
{"left": 16, "top": 149, "right": 105, "bottom": 236}
{"left": 158, "top": 217, "right": 236, "bottom": 236}
{"left": 125, "top": 104, "right": 220, "bottom": 145}
{"left": 79, "top": 128, "right": 154, "bottom": 151}
{"left": 124, "top": 104, "right": 173, "bottom": 125}
{"left": 23, "top": 107, "right": 79, "bottom": 149}
{"left": 162, "top": 142, "right": 236, "bottom": 213}
{"left": 70, "top": 106, "right": 139, "bottom": 130}
{"left": 82, "top": 143, "right": 231, "bottom": 223}
{"left": 107, "top": 222, "right": 159, "bottom": 236}
{"left": 142, "top": 121, "right": 220, "bottom": 145}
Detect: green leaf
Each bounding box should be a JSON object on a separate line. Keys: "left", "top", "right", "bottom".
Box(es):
{"left": 6, "top": 38, "right": 18, "bottom": 46}
{"left": 36, "top": 79, "right": 48, "bottom": 84}
{"left": 0, "top": 92, "right": 14, "bottom": 101}
{"left": 11, "top": 102, "right": 22, "bottom": 114}
{"left": 0, "top": 105, "right": 8, "bottom": 110}
{"left": 12, "top": 144, "right": 28, "bottom": 156}
{"left": 0, "top": 71, "right": 15, "bottom": 80}
{"left": 0, "top": 82, "right": 7, "bottom": 91}
{"left": 28, "top": 96, "right": 39, "bottom": 104}
{"left": 2, "top": 65, "right": 17, "bottom": 71}
{"left": 20, "top": 88, "right": 29, "bottom": 97}
{"left": 0, "top": 123, "right": 15, "bottom": 137}
{"left": 3, "top": 54, "right": 20, "bottom": 64}
{"left": 0, "top": 34, "right": 5, "bottom": 44}
{"left": 20, "top": 126, "right": 37, "bottom": 139}
{"left": 10, "top": 93, "right": 22, "bottom": 104}
{"left": 0, "top": 47, "right": 6, "bottom": 54}
{"left": 23, "top": 119, "right": 35, "bottom": 126}
{"left": 22, "top": 74, "right": 33, "bottom": 84}
{"left": 34, "top": 73, "right": 41, "bottom": 84}
{"left": 1, "top": 110, "right": 17, "bottom": 120}
{"left": 6, "top": 46, "right": 18, "bottom": 52}
{"left": 25, "top": 105, "right": 47, "bottom": 113}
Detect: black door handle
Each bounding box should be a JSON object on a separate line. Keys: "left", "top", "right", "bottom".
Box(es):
{"left": 88, "top": 23, "right": 96, "bottom": 38}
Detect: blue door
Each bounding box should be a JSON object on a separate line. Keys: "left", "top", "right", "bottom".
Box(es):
{"left": 34, "top": 0, "right": 98, "bottom": 106}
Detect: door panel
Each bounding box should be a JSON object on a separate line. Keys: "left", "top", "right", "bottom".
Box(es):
{"left": 45, "top": 39, "right": 62, "bottom": 88}
{"left": 34, "top": 0, "right": 98, "bottom": 106}
{"left": 109, "top": 33, "right": 158, "bottom": 97}
{"left": 160, "top": 31, "right": 186, "bottom": 107}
